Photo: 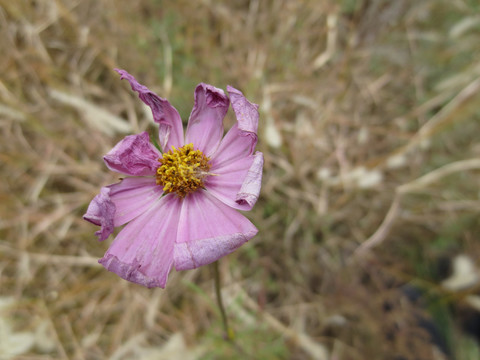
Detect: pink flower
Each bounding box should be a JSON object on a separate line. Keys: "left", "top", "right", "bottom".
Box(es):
{"left": 83, "top": 69, "right": 263, "bottom": 288}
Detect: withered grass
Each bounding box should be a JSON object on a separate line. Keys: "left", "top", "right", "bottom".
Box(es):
{"left": 1, "top": 1, "right": 480, "bottom": 359}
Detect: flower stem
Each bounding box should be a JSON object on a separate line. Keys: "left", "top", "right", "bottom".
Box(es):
{"left": 213, "top": 260, "right": 234, "bottom": 341}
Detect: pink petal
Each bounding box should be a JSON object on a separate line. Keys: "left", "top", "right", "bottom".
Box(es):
{"left": 205, "top": 155, "right": 254, "bottom": 211}
{"left": 205, "top": 88, "right": 262, "bottom": 211}
{"left": 235, "top": 151, "right": 264, "bottom": 208}
{"left": 185, "top": 84, "right": 229, "bottom": 156}
{"left": 103, "top": 132, "right": 161, "bottom": 176}
{"left": 207, "top": 124, "right": 251, "bottom": 170}
{"left": 206, "top": 151, "right": 263, "bottom": 211}
{"left": 83, "top": 178, "right": 163, "bottom": 241}
{"left": 99, "top": 194, "right": 182, "bottom": 288}
{"left": 208, "top": 86, "right": 259, "bottom": 169}
{"left": 174, "top": 191, "right": 258, "bottom": 270}
{"left": 115, "top": 69, "right": 184, "bottom": 151}
{"left": 83, "top": 187, "right": 115, "bottom": 241}
{"left": 108, "top": 177, "right": 163, "bottom": 226}
{"left": 227, "top": 85, "right": 259, "bottom": 141}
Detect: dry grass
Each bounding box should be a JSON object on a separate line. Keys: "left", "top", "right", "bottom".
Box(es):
{"left": 1, "top": 0, "right": 480, "bottom": 359}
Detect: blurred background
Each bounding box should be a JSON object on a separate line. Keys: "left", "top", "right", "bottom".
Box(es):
{"left": 1, "top": 0, "right": 480, "bottom": 359}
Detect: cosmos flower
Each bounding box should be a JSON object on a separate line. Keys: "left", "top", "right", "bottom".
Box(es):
{"left": 83, "top": 69, "right": 263, "bottom": 288}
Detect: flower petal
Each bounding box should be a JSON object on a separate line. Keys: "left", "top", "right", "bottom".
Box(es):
{"left": 103, "top": 132, "right": 161, "bottom": 176}
{"left": 83, "top": 187, "right": 115, "bottom": 241}
{"left": 227, "top": 85, "right": 259, "bottom": 141}
{"left": 205, "top": 155, "right": 253, "bottom": 211}
{"left": 206, "top": 151, "right": 263, "bottom": 211}
{"left": 174, "top": 191, "right": 258, "bottom": 270}
{"left": 235, "top": 151, "right": 264, "bottom": 208}
{"left": 83, "top": 178, "right": 162, "bottom": 242}
{"left": 208, "top": 86, "right": 259, "bottom": 169}
{"left": 115, "top": 69, "right": 184, "bottom": 151}
{"left": 227, "top": 86, "right": 259, "bottom": 133}
{"left": 185, "top": 84, "right": 229, "bottom": 156}
{"left": 108, "top": 177, "right": 163, "bottom": 226}
{"left": 99, "top": 194, "right": 182, "bottom": 288}
{"left": 207, "top": 124, "right": 251, "bottom": 171}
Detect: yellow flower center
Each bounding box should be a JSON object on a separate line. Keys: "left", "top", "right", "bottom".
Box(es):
{"left": 156, "top": 143, "right": 211, "bottom": 197}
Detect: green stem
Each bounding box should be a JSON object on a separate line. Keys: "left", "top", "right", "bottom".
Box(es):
{"left": 213, "top": 260, "right": 234, "bottom": 341}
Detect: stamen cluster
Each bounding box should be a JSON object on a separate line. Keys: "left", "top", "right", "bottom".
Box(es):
{"left": 156, "top": 143, "right": 211, "bottom": 197}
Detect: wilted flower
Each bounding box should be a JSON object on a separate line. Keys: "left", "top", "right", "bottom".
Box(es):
{"left": 84, "top": 69, "right": 263, "bottom": 288}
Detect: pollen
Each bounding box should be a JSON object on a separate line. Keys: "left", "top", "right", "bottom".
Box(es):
{"left": 156, "top": 143, "right": 211, "bottom": 197}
